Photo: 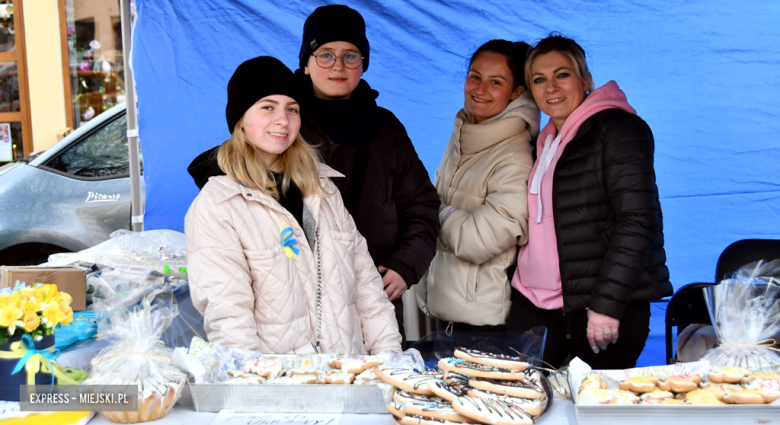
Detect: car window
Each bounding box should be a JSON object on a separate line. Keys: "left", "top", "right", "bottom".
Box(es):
{"left": 45, "top": 114, "right": 133, "bottom": 178}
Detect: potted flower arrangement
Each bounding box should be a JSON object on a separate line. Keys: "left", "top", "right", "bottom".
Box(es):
{"left": 0, "top": 283, "right": 75, "bottom": 401}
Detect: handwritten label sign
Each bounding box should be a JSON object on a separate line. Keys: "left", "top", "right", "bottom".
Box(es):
{"left": 211, "top": 411, "right": 341, "bottom": 425}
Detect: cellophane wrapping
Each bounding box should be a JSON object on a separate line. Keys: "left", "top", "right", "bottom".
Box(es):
{"left": 701, "top": 260, "right": 780, "bottom": 371}
{"left": 83, "top": 289, "right": 187, "bottom": 423}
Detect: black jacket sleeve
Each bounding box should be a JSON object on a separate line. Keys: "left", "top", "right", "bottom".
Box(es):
{"left": 187, "top": 146, "right": 225, "bottom": 190}
{"left": 588, "top": 111, "right": 662, "bottom": 319}
{"left": 379, "top": 113, "right": 441, "bottom": 288}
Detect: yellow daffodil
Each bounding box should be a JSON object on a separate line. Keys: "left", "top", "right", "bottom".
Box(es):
{"left": 40, "top": 284, "right": 59, "bottom": 304}
{"left": 61, "top": 306, "right": 74, "bottom": 326}
{"left": 22, "top": 312, "right": 40, "bottom": 332}
{"left": 56, "top": 292, "right": 73, "bottom": 307}
{"left": 0, "top": 293, "right": 12, "bottom": 308}
{"left": 20, "top": 288, "right": 34, "bottom": 300}
{"left": 42, "top": 303, "right": 65, "bottom": 328}
{"left": 0, "top": 306, "right": 22, "bottom": 328}
{"left": 32, "top": 290, "right": 44, "bottom": 303}
{"left": 23, "top": 298, "right": 41, "bottom": 314}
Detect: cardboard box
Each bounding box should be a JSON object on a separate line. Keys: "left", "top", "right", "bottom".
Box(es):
{"left": 0, "top": 266, "right": 87, "bottom": 311}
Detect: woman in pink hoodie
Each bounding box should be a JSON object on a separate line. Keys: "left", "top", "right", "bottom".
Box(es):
{"left": 506, "top": 34, "right": 672, "bottom": 369}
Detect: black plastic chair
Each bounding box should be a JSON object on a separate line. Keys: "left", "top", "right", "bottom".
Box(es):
{"left": 664, "top": 282, "right": 718, "bottom": 364}
{"left": 715, "top": 239, "right": 780, "bottom": 282}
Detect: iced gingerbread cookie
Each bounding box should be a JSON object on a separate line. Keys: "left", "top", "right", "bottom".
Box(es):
{"left": 429, "top": 381, "right": 473, "bottom": 403}
{"left": 438, "top": 358, "right": 526, "bottom": 380}
{"left": 699, "top": 383, "right": 742, "bottom": 400}
{"left": 316, "top": 371, "right": 355, "bottom": 384}
{"left": 707, "top": 366, "right": 752, "bottom": 384}
{"left": 242, "top": 358, "right": 284, "bottom": 379}
{"left": 467, "top": 388, "right": 546, "bottom": 418}
{"left": 638, "top": 389, "right": 673, "bottom": 401}
{"left": 376, "top": 367, "right": 444, "bottom": 395}
{"left": 469, "top": 376, "right": 545, "bottom": 400}
{"left": 444, "top": 372, "right": 473, "bottom": 385}
{"left": 744, "top": 374, "right": 780, "bottom": 393}
{"left": 657, "top": 374, "right": 702, "bottom": 393}
{"left": 387, "top": 401, "right": 406, "bottom": 419}
{"left": 394, "top": 390, "right": 447, "bottom": 405}
{"left": 578, "top": 388, "right": 638, "bottom": 405}
{"left": 399, "top": 415, "right": 473, "bottom": 425}
{"left": 329, "top": 355, "right": 383, "bottom": 374}
{"left": 722, "top": 389, "right": 767, "bottom": 404}
{"left": 578, "top": 374, "right": 607, "bottom": 398}
{"left": 618, "top": 375, "right": 658, "bottom": 393}
{"left": 452, "top": 395, "right": 534, "bottom": 425}
{"left": 402, "top": 400, "right": 476, "bottom": 423}
{"left": 640, "top": 397, "right": 685, "bottom": 405}
{"left": 287, "top": 368, "right": 324, "bottom": 377}
{"left": 353, "top": 367, "right": 381, "bottom": 385}
{"left": 453, "top": 347, "right": 529, "bottom": 371}
{"left": 683, "top": 389, "right": 723, "bottom": 405}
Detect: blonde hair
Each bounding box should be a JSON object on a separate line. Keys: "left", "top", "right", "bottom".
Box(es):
{"left": 525, "top": 33, "right": 595, "bottom": 93}
{"left": 217, "top": 121, "right": 325, "bottom": 199}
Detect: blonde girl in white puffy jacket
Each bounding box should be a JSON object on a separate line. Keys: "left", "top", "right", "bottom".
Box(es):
{"left": 185, "top": 56, "right": 401, "bottom": 355}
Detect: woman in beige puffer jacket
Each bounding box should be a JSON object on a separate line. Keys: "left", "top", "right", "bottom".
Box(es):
{"left": 185, "top": 56, "right": 401, "bottom": 355}
{"left": 418, "top": 40, "right": 539, "bottom": 328}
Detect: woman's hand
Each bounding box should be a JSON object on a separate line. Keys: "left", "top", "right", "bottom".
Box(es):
{"left": 586, "top": 309, "right": 620, "bottom": 353}
{"left": 378, "top": 266, "right": 406, "bottom": 301}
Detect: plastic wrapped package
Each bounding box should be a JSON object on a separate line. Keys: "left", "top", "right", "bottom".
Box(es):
{"left": 44, "top": 229, "right": 187, "bottom": 278}
{"left": 701, "top": 260, "right": 780, "bottom": 370}
{"left": 82, "top": 289, "right": 187, "bottom": 423}
{"left": 56, "top": 336, "right": 117, "bottom": 372}
{"left": 87, "top": 268, "right": 206, "bottom": 349}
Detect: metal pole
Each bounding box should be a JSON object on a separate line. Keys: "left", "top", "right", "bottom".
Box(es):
{"left": 120, "top": 0, "right": 143, "bottom": 231}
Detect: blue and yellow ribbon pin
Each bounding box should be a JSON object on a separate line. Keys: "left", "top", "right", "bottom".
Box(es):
{"left": 280, "top": 222, "right": 300, "bottom": 259}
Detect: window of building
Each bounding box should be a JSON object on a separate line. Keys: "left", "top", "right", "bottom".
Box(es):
{"left": 64, "top": 0, "right": 124, "bottom": 129}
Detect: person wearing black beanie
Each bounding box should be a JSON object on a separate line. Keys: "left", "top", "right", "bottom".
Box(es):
{"left": 185, "top": 55, "right": 402, "bottom": 355}
{"left": 297, "top": 4, "right": 440, "bottom": 347}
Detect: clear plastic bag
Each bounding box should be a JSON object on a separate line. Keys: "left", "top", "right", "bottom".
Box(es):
{"left": 700, "top": 259, "right": 780, "bottom": 369}
{"left": 82, "top": 288, "right": 187, "bottom": 423}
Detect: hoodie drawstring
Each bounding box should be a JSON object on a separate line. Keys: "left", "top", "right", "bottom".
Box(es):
{"left": 529, "top": 133, "right": 562, "bottom": 223}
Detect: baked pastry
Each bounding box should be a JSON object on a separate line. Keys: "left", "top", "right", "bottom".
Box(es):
{"left": 618, "top": 375, "right": 658, "bottom": 393}
{"left": 242, "top": 358, "right": 284, "bottom": 379}
{"left": 451, "top": 395, "right": 534, "bottom": 424}
{"left": 393, "top": 390, "right": 447, "bottom": 405}
{"left": 707, "top": 366, "right": 752, "bottom": 384}
{"left": 453, "top": 347, "right": 529, "bottom": 371}
{"left": 467, "top": 388, "right": 545, "bottom": 418}
{"left": 657, "top": 374, "right": 702, "bottom": 393}
{"left": 375, "top": 367, "right": 444, "bottom": 395}
{"left": 328, "top": 355, "right": 383, "bottom": 374}
{"left": 438, "top": 358, "right": 526, "bottom": 380}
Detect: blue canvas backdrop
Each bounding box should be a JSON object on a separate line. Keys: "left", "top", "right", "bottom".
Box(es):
{"left": 133, "top": 1, "right": 780, "bottom": 292}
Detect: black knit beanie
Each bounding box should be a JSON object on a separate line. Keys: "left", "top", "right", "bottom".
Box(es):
{"left": 298, "top": 5, "right": 370, "bottom": 72}
{"left": 225, "top": 56, "right": 301, "bottom": 133}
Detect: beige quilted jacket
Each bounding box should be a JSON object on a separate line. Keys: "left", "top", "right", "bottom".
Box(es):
{"left": 418, "top": 93, "right": 538, "bottom": 326}
{"left": 185, "top": 163, "right": 401, "bottom": 354}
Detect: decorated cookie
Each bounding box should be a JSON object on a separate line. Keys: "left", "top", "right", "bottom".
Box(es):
{"left": 618, "top": 375, "right": 658, "bottom": 393}
{"left": 467, "top": 388, "right": 545, "bottom": 418}
{"left": 328, "top": 355, "right": 383, "bottom": 374}
{"left": 402, "top": 401, "right": 477, "bottom": 423}
{"left": 429, "top": 381, "right": 473, "bottom": 403}
{"left": 683, "top": 389, "right": 723, "bottom": 405}
{"left": 469, "top": 376, "right": 545, "bottom": 400}
{"left": 388, "top": 401, "right": 406, "bottom": 419}
{"left": 657, "top": 374, "right": 702, "bottom": 393}
{"left": 451, "top": 395, "right": 534, "bottom": 425}
{"left": 221, "top": 376, "right": 264, "bottom": 385}
{"left": 722, "top": 389, "right": 766, "bottom": 404}
{"left": 744, "top": 375, "right": 780, "bottom": 393}
{"left": 242, "top": 358, "right": 284, "bottom": 379}
{"left": 578, "top": 388, "right": 638, "bottom": 405}
{"left": 353, "top": 367, "right": 381, "bottom": 385}
{"left": 394, "top": 390, "right": 447, "bottom": 405}
{"left": 578, "top": 374, "right": 607, "bottom": 398}
{"left": 287, "top": 368, "right": 324, "bottom": 377}
{"left": 707, "top": 366, "right": 752, "bottom": 384}
{"left": 444, "top": 372, "right": 473, "bottom": 385}
{"left": 438, "top": 358, "right": 526, "bottom": 381}
{"left": 376, "top": 367, "right": 444, "bottom": 395}
{"left": 453, "top": 347, "right": 530, "bottom": 371}
{"left": 640, "top": 397, "right": 685, "bottom": 405}
{"left": 317, "top": 371, "right": 355, "bottom": 384}
{"left": 399, "top": 415, "right": 474, "bottom": 425}
{"left": 638, "top": 389, "right": 674, "bottom": 401}
{"left": 700, "top": 383, "right": 743, "bottom": 400}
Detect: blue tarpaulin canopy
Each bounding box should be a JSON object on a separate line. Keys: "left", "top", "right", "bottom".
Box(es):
{"left": 133, "top": 0, "right": 780, "bottom": 365}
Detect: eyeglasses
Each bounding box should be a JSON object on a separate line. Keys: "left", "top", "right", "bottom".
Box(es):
{"left": 311, "top": 51, "right": 364, "bottom": 69}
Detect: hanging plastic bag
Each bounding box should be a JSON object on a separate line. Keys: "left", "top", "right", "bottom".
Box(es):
{"left": 82, "top": 288, "right": 187, "bottom": 423}
{"left": 700, "top": 259, "right": 780, "bottom": 371}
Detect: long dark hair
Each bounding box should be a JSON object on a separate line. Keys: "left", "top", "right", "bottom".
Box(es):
{"left": 469, "top": 39, "right": 532, "bottom": 89}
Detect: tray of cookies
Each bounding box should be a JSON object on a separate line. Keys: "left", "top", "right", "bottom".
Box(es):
{"left": 377, "top": 346, "right": 554, "bottom": 424}
{"left": 568, "top": 357, "right": 780, "bottom": 425}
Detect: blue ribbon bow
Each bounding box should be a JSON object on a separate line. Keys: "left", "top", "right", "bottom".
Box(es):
{"left": 12, "top": 334, "right": 60, "bottom": 383}
{"left": 280, "top": 223, "right": 300, "bottom": 259}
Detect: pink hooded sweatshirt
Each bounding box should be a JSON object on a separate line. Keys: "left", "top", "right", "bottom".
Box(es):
{"left": 511, "top": 81, "right": 636, "bottom": 309}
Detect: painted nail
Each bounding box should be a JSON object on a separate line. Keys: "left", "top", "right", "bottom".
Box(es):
{"left": 591, "top": 346, "right": 599, "bottom": 354}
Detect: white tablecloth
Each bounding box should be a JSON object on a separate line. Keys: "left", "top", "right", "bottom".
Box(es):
{"left": 86, "top": 397, "right": 578, "bottom": 425}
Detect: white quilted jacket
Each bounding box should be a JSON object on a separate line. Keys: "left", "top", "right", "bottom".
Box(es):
{"left": 185, "top": 163, "right": 401, "bottom": 354}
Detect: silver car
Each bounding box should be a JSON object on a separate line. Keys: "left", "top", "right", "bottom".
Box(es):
{"left": 0, "top": 103, "right": 143, "bottom": 265}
